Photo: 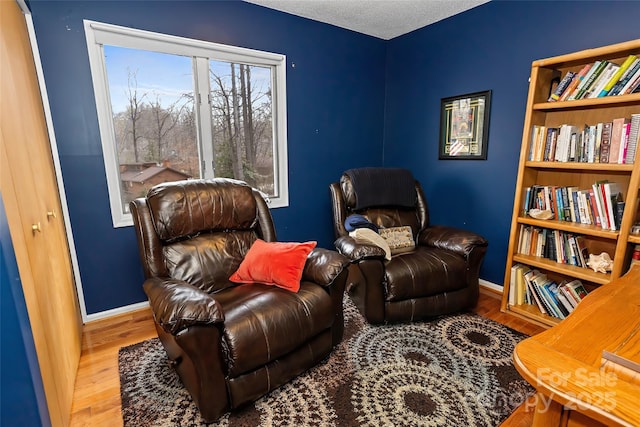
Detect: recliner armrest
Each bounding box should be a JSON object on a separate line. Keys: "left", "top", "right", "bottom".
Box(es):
{"left": 334, "top": 236, "right": 387, "bottom": 262}
{"left": 302, "top": 248, "right": 350, "bottom": 287}
{"left": 418, "top": 225, "right": 488, "bottom": 257}
{"left": 144, "top": 277, "right": 224, "bottom": 335}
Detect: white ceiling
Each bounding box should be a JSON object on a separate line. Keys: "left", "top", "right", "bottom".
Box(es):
{"left": 244, "top": 0, "right": 490, "bottom": 40}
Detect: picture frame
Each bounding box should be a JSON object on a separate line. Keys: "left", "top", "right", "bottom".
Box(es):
{"left": 439, "top": 90, "right": 491, "bottom": 160}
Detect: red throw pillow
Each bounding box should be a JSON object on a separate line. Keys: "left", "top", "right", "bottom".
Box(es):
{"left": 229, "top": 239, "right": 317, "bottom": 292}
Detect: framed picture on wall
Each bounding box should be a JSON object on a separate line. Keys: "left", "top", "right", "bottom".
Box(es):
{"left": 439, "top": 90, "right": 491, "bottom": 160}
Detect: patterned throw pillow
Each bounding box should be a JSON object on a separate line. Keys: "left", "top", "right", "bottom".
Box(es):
{"left": 379, "top": 226, "right": 415, "bottom": 255}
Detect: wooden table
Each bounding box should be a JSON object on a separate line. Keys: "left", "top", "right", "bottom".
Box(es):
{"left": 513, "top": 265, "right": 640, "bottom": 427}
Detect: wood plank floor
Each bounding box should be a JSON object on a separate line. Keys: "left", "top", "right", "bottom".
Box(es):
{"left": 69, "top": 288, "right": 545, "bottom": 426}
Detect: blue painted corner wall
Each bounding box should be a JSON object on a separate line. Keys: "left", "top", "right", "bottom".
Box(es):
{"left": 384, "top": 0, "right": 640, "bottom": 284}
{"left": 26, "top": 0, "right": 640, "bottom": 315}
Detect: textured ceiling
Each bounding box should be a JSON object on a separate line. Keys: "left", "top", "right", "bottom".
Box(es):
{"left": 244, "top": 0, "right": 490, "bottom": 40}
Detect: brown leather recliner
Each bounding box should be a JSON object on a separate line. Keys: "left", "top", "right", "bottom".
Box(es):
{"left": 330, "top": 168, "right": 488, "bottom": 324}
{"left": 130, "top": 178, "right": 349, "bottom": 422}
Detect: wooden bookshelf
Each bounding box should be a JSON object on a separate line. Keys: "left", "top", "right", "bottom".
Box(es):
{"left": 501, "top": 39, "right": 640, "bottom": 328}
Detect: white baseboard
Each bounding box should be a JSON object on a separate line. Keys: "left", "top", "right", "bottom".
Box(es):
{"left": 479, "top": 279, "right": 503, "bottom": 293}
{"left": 85, "top": 301, "right": 149, "bottom": 323}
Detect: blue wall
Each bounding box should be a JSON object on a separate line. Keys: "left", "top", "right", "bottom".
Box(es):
{"left": 27, "top": 0, "right": 640, "bottom": 314}
{"left": 384, "top": 0, "right": 640, "bottom": 284}
{"left": 29, "top": 0, "right": 386, "bottom": 315}
{"left": 1, "top": 195, "right": 50, "bottom": 426}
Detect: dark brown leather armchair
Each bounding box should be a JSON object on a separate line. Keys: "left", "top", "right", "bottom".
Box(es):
{"left": 330, "top": 168, "right": 488, "bottom": 324}
{"left": 130, "top": 178, "right": 349, "bottom": 422}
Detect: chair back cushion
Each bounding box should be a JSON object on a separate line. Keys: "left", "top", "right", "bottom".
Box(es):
{"left": 334, "top": 170, "right": 430, "bottom": 239}
{"left": 342, "top": 167, "right": 416, "bottom": 210}
{"left": 146, "top": 178, "right": 257, "bottom": 242}
{"left": 143, "top": 179, "right": 266, "bottom": 293}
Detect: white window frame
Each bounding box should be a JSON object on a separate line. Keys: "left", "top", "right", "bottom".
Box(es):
{"left": 84, "top": 20, "right": 288, "bottom": 227}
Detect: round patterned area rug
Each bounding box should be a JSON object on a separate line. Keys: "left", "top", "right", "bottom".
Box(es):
{"left": 119, "top": 298, "right": 534, "bottom": 426}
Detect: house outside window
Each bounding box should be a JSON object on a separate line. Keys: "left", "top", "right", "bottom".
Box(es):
{"left": 84, "top": 20, "right": 288, "bottom": 227}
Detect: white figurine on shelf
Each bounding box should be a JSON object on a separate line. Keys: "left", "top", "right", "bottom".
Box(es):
{"left": 587, "top": 252, "right": 613, "bottom": 273}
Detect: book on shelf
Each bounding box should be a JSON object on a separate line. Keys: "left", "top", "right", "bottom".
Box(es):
{"left": 582, "top": 125, "right": 595, "bottom": 163}
{"left": 574, "top": 235, "right": 590, "bottom": 267}
{"left": 531, "top": 228, "right": 540, "bottom": 256}
{"left": 518, "top": 223, "right": 593, "bottom": 268}
{"left": 552, "top": 187, "right": 562, "bottom": 221}
{"left": 587, "top": 187, "right": 601, "bottom": 228}
{"left": 620, "top": 63, "right": 640, "bottom": 94}
{"left": 619, "top": 122, "right": 631, "bottom": 164}
{"left": 603, "top": 182, "right": 622, "bottom": 231}
{"left": 529, "top": 115, "right": 637, "bottom": 165}
{"left": 586, "top": 62, "right": 620, "bottom": 99}
{"left": 568, "top": 60, "right": 602, "bottom": 100}
{"left": 508, "top": 264, "right": 519, "bottom": 306}
{"left": 558, "top": 284, "right": 578, "bottom": 309}
{"left": 625, "top": 113, "right": 640, "bottom": 164}
{"left": 567, "top": 234, "right": 579, "bottom": 266}
{"left": 592, "top": 180, "right": 610, "bottom": 230}
{"left": 574, "top": 60, "right": 609, "bottom": 100}
{"left": 609, "top": 117, "right": 628, "bottom": 164}
{"left": 558, "top": 279, "right": 588, "bottom": 310}
{"left": 609, "top": 58, "right": 640, "bottom": 95}
{"left": 561, "top": 187, "right": 571, "bottom": 221}
{"left": 563, "top": 279, "right": 589, "bottom": 301}
{"left": 549, "top": 71, "right": 576, "bottom": 102}
{"left": 555, "top": 288, "right": 575, "bottom": 314}
{"left": 530, "top": 273, "right": 558, "bottom": 316}
{"left": 523, "top": 269, "right": 548, "bottom": 315}
{"left": 599, "top": 55, "right": 637, "bottom": 97}
{"left": 626, "top": 71, "right": 640, "bottom": 93}
{"left": 560, "top": 63, "right": 593, "bottom": 101}
{"left": 599, "top": 121, "right": 613, "bottom": 163}
{"left": 544, "top": 127, "right": 559, "bottom": 161}
{"left": 614, "top": 198, "right": 625, "bottom": 232}
{"left": 509, "top": 264, "right": 530, "bottom": 307}
{"left": 523, "top": 183, "right": 617, "bottom": 232}
{"left": 522, "top": 187, "right": 532, "bottom": 216}
{"left": 593, "top": 122, "right": 603, "bottom": 163}
{"left": 576, "top": 190, "right": 590, "bottom": 225}
{"left": 528, "top": 125, "right": 542, "bottom": 161}
{"left": 545, "top": 282, "right": 570, "bottom": 318}
{"left": 553, "top": 124, "right": 578, "bottom": 162}
{"left": 558, "top": 55, "right": 640, "bottom": 100}
{"left": 567, "top": 186, "right": 578, "bottom": 222}
{"left": 530, "top": 274, "right": 566, "bottom": 319}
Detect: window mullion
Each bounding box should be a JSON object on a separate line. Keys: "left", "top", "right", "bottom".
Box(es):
{"left": 194, "top": 57, "right": 214, "bottom": 179}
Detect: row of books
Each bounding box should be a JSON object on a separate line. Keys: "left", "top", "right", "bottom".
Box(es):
{"left": 518, "top": 226, "right": 591, "bottom": 268}
{"left": 523, "top": 181, "right": 625, "bottom": 231}
{"left": 548, "top": 54, "right": 640, "bottom": 102}
{"left": 527, "top": 114, "right": 640, "bottom": 164}
{"left": 509, "top": 264, "right": 589, "bottom": 320}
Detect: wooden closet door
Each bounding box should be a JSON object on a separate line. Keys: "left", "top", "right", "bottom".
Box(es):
{"left": 0, "top": 2, "right": 82, "bottom": 426}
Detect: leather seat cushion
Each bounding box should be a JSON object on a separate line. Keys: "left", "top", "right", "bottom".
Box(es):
{"left": 215, "top": 283, "right": 333, "bottom": 377}
{"left": 384, "top": 246, "right": 467, "bottom": 301}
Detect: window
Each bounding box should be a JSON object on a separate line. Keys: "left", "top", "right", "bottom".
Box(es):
{"left": 84, "top": 20, "right": 288, "bottom": 227}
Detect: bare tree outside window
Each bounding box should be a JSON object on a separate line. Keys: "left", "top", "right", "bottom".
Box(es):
{"left": 105, "top": 47, "right": 198, "bottom": 211}
{"left": 209, "top": 61, "right": 274, "bottom": 194}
